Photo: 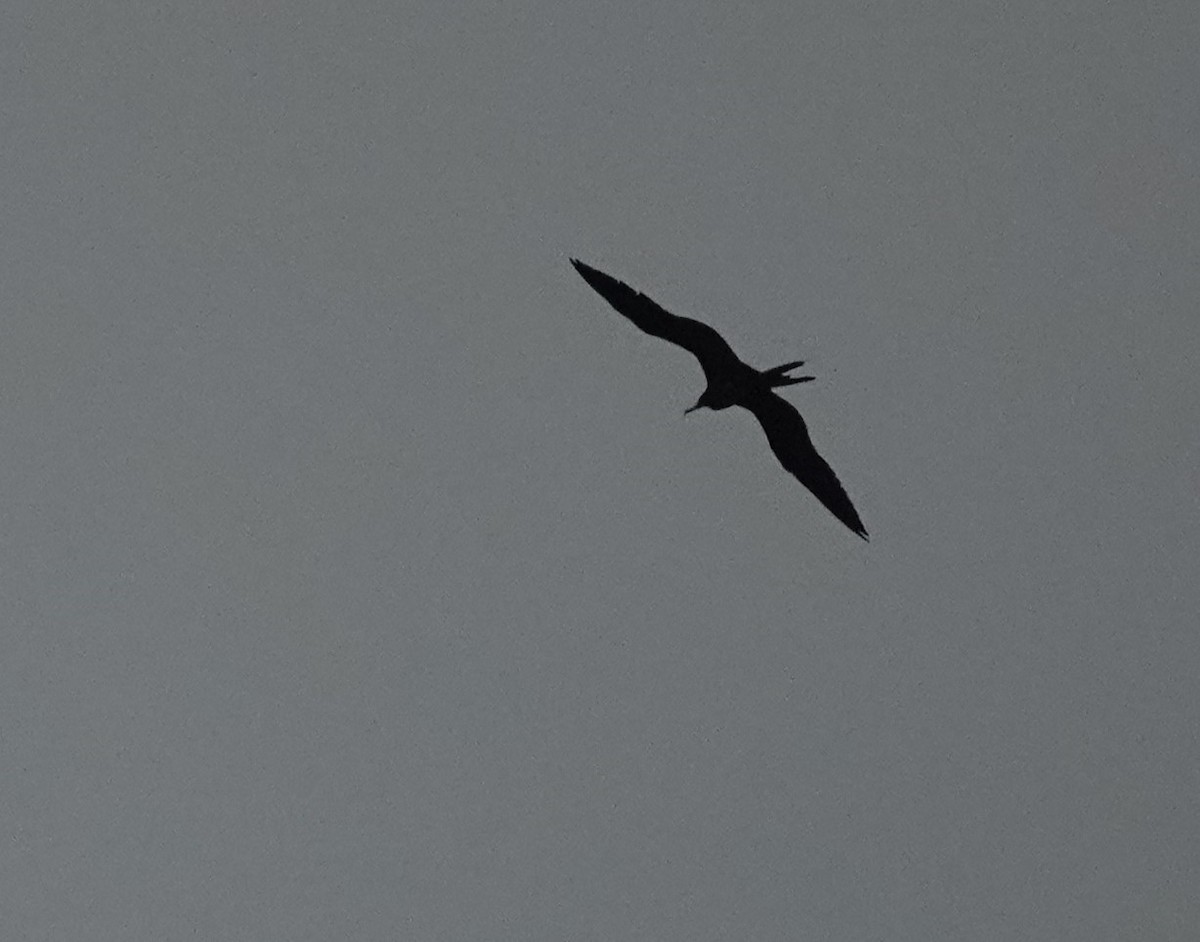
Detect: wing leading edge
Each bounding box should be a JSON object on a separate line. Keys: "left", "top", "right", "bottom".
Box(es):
{"left": 744, "top": 392, "right": 869, "bottom": 540}
{"left": 570, "top": 258, "right": 742, "bottom": 383}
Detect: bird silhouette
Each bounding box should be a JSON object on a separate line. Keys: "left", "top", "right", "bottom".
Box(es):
{"left": 570, "top": 258, "right": 868, "bottom": 540}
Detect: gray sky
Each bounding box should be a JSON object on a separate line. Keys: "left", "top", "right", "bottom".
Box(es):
{"left": 2, "top": 1, "right": 1197, "bottom": 938}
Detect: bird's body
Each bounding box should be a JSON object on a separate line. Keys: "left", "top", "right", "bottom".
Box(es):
{"left": 570, "top": 258, "right": 868, "bottom": 540}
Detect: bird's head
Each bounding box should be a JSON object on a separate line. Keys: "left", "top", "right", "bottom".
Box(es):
{"left": 684, "top": 390, "right": 715, "bottom": 415}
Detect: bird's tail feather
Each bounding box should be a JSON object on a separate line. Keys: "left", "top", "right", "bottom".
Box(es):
{"left": 770, "top": 375, "right": 816, "bottom": 387}
{"left": 763, "top": 361, "right": 815, "bottom": 387}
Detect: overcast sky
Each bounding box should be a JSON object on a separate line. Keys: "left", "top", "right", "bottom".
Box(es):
{"left": 2, "top": 2, "right": 1197, "bottom": 939}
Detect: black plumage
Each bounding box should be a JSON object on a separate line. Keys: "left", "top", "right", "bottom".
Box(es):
{"left": 571, "top": 258, "right": 868, "bottom": 540}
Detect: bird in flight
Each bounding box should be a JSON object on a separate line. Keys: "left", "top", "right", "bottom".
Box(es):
{"left": 570, "top": 258, "right": 868, "bottom": 540}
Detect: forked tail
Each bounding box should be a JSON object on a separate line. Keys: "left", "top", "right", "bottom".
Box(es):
{"left": 762, "top": 360, "right": 815, "bottom": 387}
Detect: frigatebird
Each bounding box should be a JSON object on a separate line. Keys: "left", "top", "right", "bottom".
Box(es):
{"left": 570, "top": 258, "right": 868, "bottom": 540}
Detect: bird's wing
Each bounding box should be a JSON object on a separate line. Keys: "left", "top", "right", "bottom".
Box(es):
{"left": 743, "top": 391, "right": 869, "bottom": 540}
{"left": 571, "top": 258, "right": 742, "bottom": 382}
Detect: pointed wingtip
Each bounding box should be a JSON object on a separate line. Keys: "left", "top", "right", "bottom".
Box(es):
{"left": 570, "top": 258, "right": 607, "bottom": 290}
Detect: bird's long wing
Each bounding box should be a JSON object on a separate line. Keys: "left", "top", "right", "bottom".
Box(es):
{"left": 743, "top": 391, "right": 869, "bottom": 540}
{"left": 570, "top": 258, "right": 742, "bottom": 383}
